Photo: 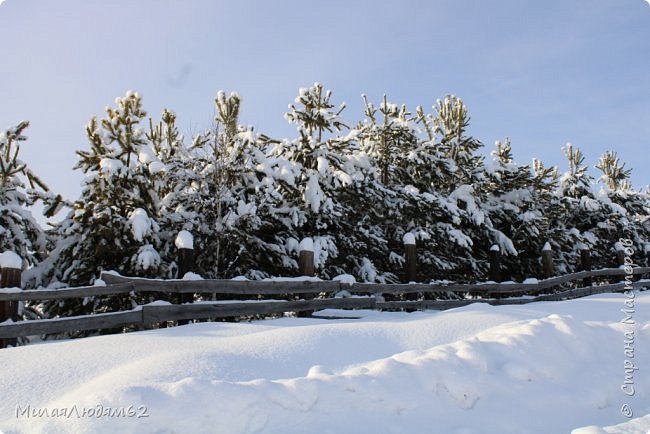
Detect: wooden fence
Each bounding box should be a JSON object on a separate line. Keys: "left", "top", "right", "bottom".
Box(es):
{"left": 0, "top": 266, "right": 648, "bottom": 346}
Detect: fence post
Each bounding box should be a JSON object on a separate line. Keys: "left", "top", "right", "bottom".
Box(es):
{"left": 646, "top": 243, "right": 650, "bottom": 279}
{"left": 297, "top": 238, "right": 315, "bottom": 317}
{"left": 541, "top": 242, "right": 554, "bottom": 279}
{"left": 176, "top": 231, "right": 194, "bottom": 326}
{"left": 0, "top": 251, "right": 23, "bottom": 349}
{"left": 403, "top": 233, "right": 417, "bottom": 283}
{"left": 402, "top": 233, "right": 417, "bottom": 305}
{"left": 615, "top": 241, "right": 626, "bottom": 283}
{"left": 489, "top": 244, "right": 501, "bottom": 283}
{"left": 299, "top": 238, "right": 315, "bottom": 277}
{"left": 580, "top": 248, "right": 592, "bottom": 287}
{"left": 615, "top": 241, "right": 626, "bottom": 266}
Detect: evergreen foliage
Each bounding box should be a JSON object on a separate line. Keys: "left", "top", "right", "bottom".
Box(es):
{"left": 0, "top": 121, "right": 49, "bottom": 267}
{"left": 2, "top": 84, "right": 648, "bottom": 324}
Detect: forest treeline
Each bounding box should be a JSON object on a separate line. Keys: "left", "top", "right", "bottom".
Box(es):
{"left": 1, "top": 83, "right": 648, "bottom": 317}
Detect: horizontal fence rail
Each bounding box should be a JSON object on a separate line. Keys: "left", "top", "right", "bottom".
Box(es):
{"left": 0, "top": 267, "right": 649, "bottom": 342}
{"left": 1, "top": 267, "right": 648, "bottom": 303}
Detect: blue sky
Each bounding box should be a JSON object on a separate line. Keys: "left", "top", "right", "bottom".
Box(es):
{"left": 1, "top": 0, "right": 649, "bottom": 205}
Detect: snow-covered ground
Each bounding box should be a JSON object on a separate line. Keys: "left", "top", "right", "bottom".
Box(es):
{"left": 1, "top": 292, "right": 649, "bottom": 434}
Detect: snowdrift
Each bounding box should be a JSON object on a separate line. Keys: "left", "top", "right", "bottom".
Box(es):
{"left": 1, "top": 292, "right": 649, "bottom": 433}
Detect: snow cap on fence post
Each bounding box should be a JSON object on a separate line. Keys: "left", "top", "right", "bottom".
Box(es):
{"left": 299, "top": 237, "right": 315, "bottom": 276}
{"left": 0, "top": 251, "right": 22, "bottom": 288}
{"left": 0, "top": 251, "right": 22, "bottom": 270}
{"left": 175, "top": 230, "right": 195, "bottom": 277}
{"left": 299, "top": 237, "right": 314, "bottom": 252}
{"left": 403, "top": 232, "right": 416, "bottom": 246}
{"left": 175, "top": 230, "right": 194, "bottom": 250}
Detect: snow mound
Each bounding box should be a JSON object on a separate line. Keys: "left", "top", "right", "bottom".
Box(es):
{"left": 1, "top": 293, "right": 649, "bottom": 433}
{"left": 128, "top": 208, "right": 152, "bottom": 242}
{"left": 299, "top": 237, "right": 314, "bottom": 252}
{"left": 175, "top": 230, "right": 194, "bottom": 250}
{"left": 333, "top": 274, "right": 356, "bottom": 285}
{"left": 403, "top": 232, "right": 416, "bottom": 245}
{"left": 181, "top": 272, "right": 203, "bottom": 280}
{"left": 0, "top": 251, "right": 22, "bottom": 269}
{"left": 573, "top": 413, "right": 650, "bottom": 433}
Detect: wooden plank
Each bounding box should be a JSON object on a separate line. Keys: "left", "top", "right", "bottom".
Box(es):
{"left": 375, "top": 279, "right": 650, "bottom": 311}
{"left": 2, "top": 268, "right": 644, "bottom": 304}
{"left": 102, "top": 275, "right": 342, "bottom": 295}
{"left": 536, "top": 270, "right": 590, "bottom": 289}
{"left": 0, "top": 310, "right": 143, "bottom": 339}
{"left": 376, "top": 299, "right": 476, "bottom": 310}
{"left": 142, "top": 298, "right": 376, "bottom": 323}
{"left": 2, "top": 278, "right": 646, "bottom": 340}
{"left": 0, "top": 279, "right": 343, "bottom": 301}
{"left": 451, "top": 282, "right": 539, "bottom": 294}
{"left": 0, "top": 282, "right": 137, "bottom": 302}
{"left": 589, "top": 267, "right": 649, "bottom": 277}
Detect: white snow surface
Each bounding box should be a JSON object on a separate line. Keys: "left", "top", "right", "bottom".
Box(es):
{"left": 403, "top": 232, "right": 416, "bottom": 245}
{"left": 333, "top": 274, "right": 356, "bottom": 285}
{"left": 134, "top": 244, "right": 160, "bottom": 271}
{"left": 303, "top": 172, "right": 324, "bottom": 213}
{"left": 98, "top": 157, "right": 124, "bottom": 176}
{"left": 175, "top": 230, "right": 194, "bottom": 250}
{"left": 1, "top": 293, "right": 650, "bottom": 434}
{"left": 0, "top": 251, "right": 22, "bottom": 269}
{"left": 298, "top": 237, "right": 314, "bottom": 252}
{"left": 181, "top": 272, "right": 203, "bottom": 281}
{"left": 128, "top": 208, "right": 152, "bottom": 242}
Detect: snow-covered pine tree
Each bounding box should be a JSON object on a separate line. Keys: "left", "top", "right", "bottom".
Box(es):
{"left": 355, "top": 95, "right": 419, "bottom": 282}
{"left": 263, "top": 83, "right": 346, "bottom": 278}
{"left": 147, "top": 108, "right": 200, "bottom": 279}
{"left": 358, "top": 95, "right": 463, "bottom": 282}
{"left": 596, "top": 151, "right": 632, "bottom": 192}
{"left": 515, "top": 157, "right": 569, "bottom": 277}
{"left": 595, "top": 151, "right": 650, "bottom": 262}
{"left": 208, "top": 91, "right": 275, "bottom": 278}
{"left": 432, "top": 96, "right": 485, "bottom": 193}
{"left": 558, "top": 144, "right": 592, "bottom": 200}
{"left": 425, "top": 96, "right": 492, "bottom": 281}
{"left": 357, "top": 94, "right": 491, "bottom": 282}
{"left": 0, "top": 121, "right": 49, "bottom": 268}
{"left": 157, "top": 91, "right": 284, "bottom": 280}
{"left": 42, "top": 92, "right": 165, "bottom": 322}
{"left": 199, "top": 91, "right": 283, "bottom": 278}
{"left": 261, "top": 83, "right": 380, "bottom": 279}
{"left": 482, "top": 138, "right": 534, "bottom": 279}
{"left": 359, "top": 95, "right": 417, "bottom": 187}
{"left": 482, "top": 139, "right": 581, "bottom": 280}
{"left": 554, "top": 144, "right": 604, "bottom": 272}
